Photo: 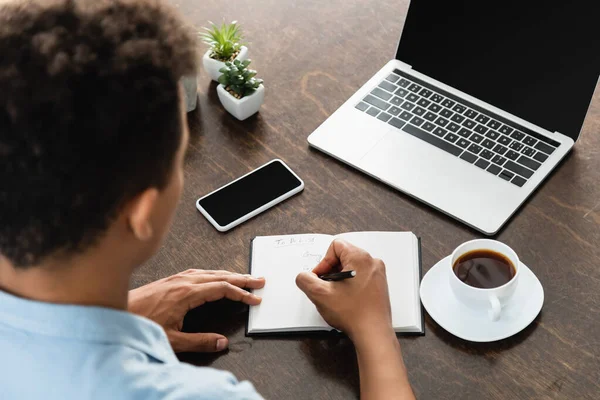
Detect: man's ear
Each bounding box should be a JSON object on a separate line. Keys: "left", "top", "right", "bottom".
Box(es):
{"left": 127, "top": 188, "right": 160, "bottom": 241}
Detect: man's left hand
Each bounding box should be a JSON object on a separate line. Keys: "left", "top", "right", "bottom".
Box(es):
{"left": 128, "top": 269, "right": 265, "bottom": 353}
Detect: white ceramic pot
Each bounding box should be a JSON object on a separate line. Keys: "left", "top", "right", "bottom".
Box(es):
{"left": 217, "top": 84, "right": 264, "bottom": 121}
{"left": 180, "top": 75, "right": 198, "bottom": 112}
{"left": 202, "top": 45, "right": 249, "bottom": 82}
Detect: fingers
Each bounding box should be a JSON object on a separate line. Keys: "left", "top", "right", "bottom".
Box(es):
{"left": 169, "top": 331, "right": 229, "bottom": 353}
{"left": 179, "top": 269, "right": 266, "bottom": 289}
{"left": 188, "top": 281, "right": 262, "bottom": 309}
{"left": 295, "top": 271, "right": 329, "bottom": 304}
{"left": 312, "top": 239, "right": 361, "bottom": 275}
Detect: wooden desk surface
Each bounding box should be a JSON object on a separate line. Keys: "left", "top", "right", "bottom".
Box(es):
{"left": 133, "top": 1, "right": 600, "bottom": 398}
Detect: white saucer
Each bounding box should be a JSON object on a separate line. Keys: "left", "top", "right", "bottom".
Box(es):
{"left": 420, "top": 256, "right": 544, "bottom": 342}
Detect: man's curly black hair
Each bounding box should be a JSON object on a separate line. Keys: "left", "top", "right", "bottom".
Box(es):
{"left": 0, "top": 0, "right": 197, "bottom": 267}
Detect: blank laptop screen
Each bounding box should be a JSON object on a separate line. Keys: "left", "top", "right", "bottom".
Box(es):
{"left": 395, "top": 0, "right": 600, "bottom": 140}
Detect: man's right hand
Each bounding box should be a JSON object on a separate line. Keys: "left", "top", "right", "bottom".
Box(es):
{"left": 295, "top": 239, "right": 393, "bottom": 341}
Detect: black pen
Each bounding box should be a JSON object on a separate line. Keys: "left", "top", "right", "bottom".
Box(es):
{"left": 319, "top": 270, "right": 356, "bottom": 281}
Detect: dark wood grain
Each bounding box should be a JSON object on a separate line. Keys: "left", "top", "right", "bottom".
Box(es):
{"left": 132, "top": 1, "right": 600, "bottom": 398}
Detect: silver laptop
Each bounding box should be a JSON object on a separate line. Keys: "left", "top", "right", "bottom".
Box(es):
{"left": 308, "top": 0, "right": 599, "bottom": 235}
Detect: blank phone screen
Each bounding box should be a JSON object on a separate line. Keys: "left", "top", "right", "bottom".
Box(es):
{"left": 198, "top": 161, "right": 302, "bottom": 227}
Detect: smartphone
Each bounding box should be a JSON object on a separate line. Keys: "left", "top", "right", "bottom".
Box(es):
{"left": 196, "top": 159, "right": 304, "bottom": 232}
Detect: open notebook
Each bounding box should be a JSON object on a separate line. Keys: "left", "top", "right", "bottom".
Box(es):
{"left": 247, "top": 231, "right": 423, "bottom": 336}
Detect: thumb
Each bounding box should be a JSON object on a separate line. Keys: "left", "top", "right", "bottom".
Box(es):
{"left": 169, "top": 331, "right": 229, "bottom": 353}
{"left": 295, "top": 271, "right": 328, "bottom": 303}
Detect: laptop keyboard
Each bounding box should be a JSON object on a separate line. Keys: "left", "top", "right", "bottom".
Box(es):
{"left": 355, "top": 69, "right": 559, "bottom": 187}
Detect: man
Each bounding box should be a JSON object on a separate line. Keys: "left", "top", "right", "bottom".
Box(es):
{"left": 0, "top": 1, "right": 414, "bottom": 399}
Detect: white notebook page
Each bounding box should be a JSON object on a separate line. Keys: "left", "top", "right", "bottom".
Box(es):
{"left": 248, "top": 232, "right": 420, "bottom": 334}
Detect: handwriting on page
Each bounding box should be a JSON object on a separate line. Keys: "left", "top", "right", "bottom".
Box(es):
{"left": 273, "top": 236, "right": 316, "bottom": 247}
{"left": 301, "top": 251, "right": 323, "bottom": 271}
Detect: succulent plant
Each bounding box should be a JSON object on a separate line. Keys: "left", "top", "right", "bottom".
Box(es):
{"left": 218, "top": 59, "right": 263, "bottom": 99}
{"left": 199, "top": 21, "right": 244, "bottom": 62}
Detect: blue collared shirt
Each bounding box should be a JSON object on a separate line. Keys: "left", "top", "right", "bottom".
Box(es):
{"left": 0, "top": 290, "right": 263, "bottom": 399}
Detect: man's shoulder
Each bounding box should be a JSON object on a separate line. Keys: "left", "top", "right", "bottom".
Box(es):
{"left": 98, "top": 350, "right": 263, "bottom": 400}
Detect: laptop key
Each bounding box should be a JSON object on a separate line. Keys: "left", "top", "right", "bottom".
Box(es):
{"left": 366, "top": 107, "right": 380, "bottom": 117}
{"left": 413, "top": 106, "right": 426, "bottom": 116}
{"left": 497, "top": 135, "right": 512, "bottom": 146}
{"left": 492, "top": 155, "right": 507, "bottom": 166}
{"left": 485, "top": 130, "right": 500, "bottom": 140}
{"left": 533, "top": 151, "right": 548, "bottom": 163}
{"left": 480, "top": 149, "right": 494, "bottom": 160}
{"left": 470, "top": 133, "right": 484, "bottom": 144}
{"left": 451, "top": 114, "right": 466, "bottom": 123}
{"left": 504, "top": 160, "right": 534, "bottom": 179}
{"left": 468, "top": 143, "right": 483, "bottom": 154}
{"left": 407, "top": 83, "right": 421, "bottom": 93}
{"left": 493, "top": 144, "right": 508, "bottom": 155}
{"left": 464, "top": 109, "right": 478, "bottom": 119}
{"left": 462, "top": 119, "right": 476, "bottom": 129}
{"left": 447, "top": 122, "right": 461, "bottom": 132}
{"left": 522, "top": 146, "right": 536, "bottom": 157}
{"left": 434, "top": 117, "right": 449, "bottom": 127}
{"left": 402, "top": 124, "right": 463, "bottom": 156}
{"left": 423, "top": 111, "right": 437, "bottom": 121}
{"left": 523, "top": 136, "right": 537, "bottom": 146}
{"left": 422, "top": 121, "right": 436, "bottom": 132}
{"left": 460, "top": 151, "right": 478, "bottom": 164}
{"left": 388, "top": 106, "right": 401, "bottom": 116}
{"left": 417, "top": 98, "right": 431, "bottom": 108}
{"left": 487, "top": 164, "right": 502, "bottom": 176}
{"left": 481, "top": 139, "right": 495, "bottom": 149}
{"left": 388, "top": 117, "right": 406, "bottom": 130}
{"left": 499, "top": 170, "right": 514, "bottom": 181}
{"left": 517, "top": 155, "right": 541, "bottom": 171}
{"left": 399, "top": 111, "right": 413, "bottom": 121}
{"left": 475, "top": 158, "right": 490, "bottom": 169}
{"left": 371, "top": 87, "right": 393, "bottom": 101}
{"left": 355, "top": 102, "right": 369, "bottom": 112}
{"left": 363, "top": 95, "right": 390, "bottom": 111}
{"left": 487, "top": 120, "right": 502, "bottom": 130}
{"left": 457, "top": 128, "right": 471, "bottom": 138}
{"left": 395, "top": 88, "right": 409, "bottom": 98}
{"left": 397, "top": 78, "right": 410, "bottom": 88}
{"left": 410, "top": 116, "right": 425, "bottom": 126}
{"left": 380, "top": 82, "right": 398, "bottom": 94}
{"left": 499, "top": 125, "right": 514, "bottom": 135}
{"left": 385, "top": 74, "right": 400, "bottom": 83}
{"left": 439, "top": 108, "right": 453, "bottom": 118}
{"left": 511, "top": 176, "right": 527, "bottom": 187}
{"left": 441, "top": 99, "right": 456, "bottom": 108}
{"left": 509, "top": 141, "right": 524, "bottom": 151}
{"left": 419, "top": 88, "right": 433, "bottom": 98}
{"left": 430, "top": 94, "right": 443, "bottom": 103}
{"left": 400, "top": 101, "right": 415, "bottom": 111}
{"left": 433, "top": 127, "right": 448, "bottom": 137}
{"left": 445, "top": 133, "right": 459, "bottom": 143}
{"left": 474, "top": 124, "right": 488, "bottom": 134}
{"left": 475, "top": 114, "right": 490, "bottom": 124}
{"left": 390, "top": 96, "right": 404, "bottom": 107}
{"left": 452, "top": 104, "right": 467, "bottom": 114}
{"left": 506, "top": 150, "right": 520, "bottom": 160}
{"left": 407, "top": 93, "right": 419, "bottom": 102}
{"left": 535, "top": 141, "right": 556, "bottom": 155}
{"left": 510, "top": 130, "right": 525, "bottom": 141}
{"left": 428, "top": 103, "right": 442, "bottom": 113}
{"left": 456, "top": 138, "right": 470, "bottom": 148}
{"left": 377, "top": 112, "right": 392, "bottom": 122}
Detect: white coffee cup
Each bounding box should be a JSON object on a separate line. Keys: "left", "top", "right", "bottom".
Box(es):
{"left": 449, "top": 239, "right": 520, "bottom": 321}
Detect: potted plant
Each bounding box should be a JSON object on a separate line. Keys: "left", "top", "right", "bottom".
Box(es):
{"left": 217, "top": 59, "right": 264, "bottom": 121}
{"left": 200, "top": 21, "right": 248, "bottom": 82}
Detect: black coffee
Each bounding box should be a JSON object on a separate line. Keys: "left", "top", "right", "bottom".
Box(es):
{"left": 453, "top": 250, "right": 515, "bottom": 289}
